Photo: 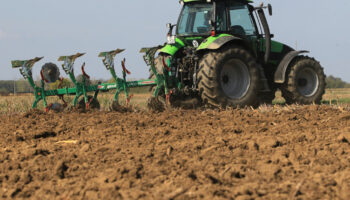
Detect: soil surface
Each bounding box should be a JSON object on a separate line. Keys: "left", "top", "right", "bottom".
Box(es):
{"left": 0, "top": 105, "right": 350, "bottom": 199}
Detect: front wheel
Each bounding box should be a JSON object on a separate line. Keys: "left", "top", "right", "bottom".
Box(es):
{"left": 281, "top": 56, "right": 326, "bottom": 104}
{"left": 197, "top": 45, "right": 260, "bottom": 108}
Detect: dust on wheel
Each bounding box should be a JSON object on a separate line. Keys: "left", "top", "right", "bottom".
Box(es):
{"left": 282, "top": 56, "right": 326, "bottom": 104}
{"left": 197, "top": 45, "right": 259, "bottom": 108}
{"left": 78, "top": 96, "right": 100, "bottom": 110}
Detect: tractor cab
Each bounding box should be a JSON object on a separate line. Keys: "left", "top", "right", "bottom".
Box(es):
{"left": 177, "top": 0, "right": 261, "bottom": 38}
{"left": 163, "top": 0, "right": 274, "bottom": 64}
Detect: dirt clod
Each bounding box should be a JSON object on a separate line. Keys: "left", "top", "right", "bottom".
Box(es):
{"left": 33, "top": 131, "right": 56, "bottom": 139}
{"left": 55, "top": 161, "right": 68, "bottom": 179}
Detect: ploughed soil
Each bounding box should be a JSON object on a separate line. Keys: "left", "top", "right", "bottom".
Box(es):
{"left": 0, "top": 105, "right": 350, "bottom": 200}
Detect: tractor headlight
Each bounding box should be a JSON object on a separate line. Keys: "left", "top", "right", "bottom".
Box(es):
{"left": 167, "top": 35, "right": 176, "bottom": 45}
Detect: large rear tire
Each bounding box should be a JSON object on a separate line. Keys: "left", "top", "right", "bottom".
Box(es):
{"left": 281, "top": 56, "right": 325, "bottom": 104}
{"left": 197, "top": 45, "right": 260, "bottom": 108}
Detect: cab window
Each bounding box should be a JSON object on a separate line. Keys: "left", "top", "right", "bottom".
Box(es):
{"left": 228, "top": 4, "right": 256, "bottom": 36}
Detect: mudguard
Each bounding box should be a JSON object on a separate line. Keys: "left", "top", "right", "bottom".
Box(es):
{"left": 159, "top": 38, "right": 185, "bottom": 56}
{"left": 197, "top": 34, "right": 242, "bottom": 51}
{"left": 274, "top": 50, "right": 309, "bottom": 84}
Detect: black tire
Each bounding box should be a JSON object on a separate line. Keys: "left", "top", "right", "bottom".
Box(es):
{"left": 78, "top": 96, "right": 100, "bottom": 110}
{"left": 197, "top": 45, "right": 260, "bottom": 108}
{"left": 281, "top": 56, "right": 326, "bottom": 104}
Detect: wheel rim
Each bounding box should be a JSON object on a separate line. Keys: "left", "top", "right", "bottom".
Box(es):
{"left": 220, "top": 59, "right": 250, "bottom": 99}
{"left": 296, "top": 67, "right": 319, "bottom": 97}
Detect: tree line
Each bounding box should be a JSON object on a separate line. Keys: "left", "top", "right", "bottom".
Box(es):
{"left": 0, "top": 75, "right": 349, "bottom": 96}
{"left": 325, "top": 75, "right": 350, "bottom": 89}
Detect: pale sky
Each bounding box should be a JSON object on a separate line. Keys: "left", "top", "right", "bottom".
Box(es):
{"left": 1, "top": 0, "right": 350, "bottom": 81}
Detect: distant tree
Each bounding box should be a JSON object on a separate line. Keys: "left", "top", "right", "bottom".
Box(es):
{"left": 107, "top": 78, "right": 115, "bottom": 83}
{"left": 326, "top": 75, "right": 350, "bottom": 88}
{"left": 0, "top": 87, "right": 9, "bottom": 96}
{"left": 0, "top": 80, "right": 14, "bottom": 93}
{"left": 15, "top": 79, "right": 31, "bottom": 93}
{"left": 49, "top": 78, "right": 72, "bottom": 90}
{"left": 75, "top": 74, "right": 91, "bottom": 86}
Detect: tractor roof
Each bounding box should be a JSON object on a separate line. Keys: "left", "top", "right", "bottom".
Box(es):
{"left": 182, "top": 0, "right": 253, "bottom": 3}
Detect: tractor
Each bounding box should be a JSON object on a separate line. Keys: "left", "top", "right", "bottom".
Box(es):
{"left": 151, "top": 0, "right": 326, "bottom": 108}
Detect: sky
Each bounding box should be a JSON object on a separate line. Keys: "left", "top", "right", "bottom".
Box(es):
{"left": 1, "top": 0, "right": 350, "bottom": 82}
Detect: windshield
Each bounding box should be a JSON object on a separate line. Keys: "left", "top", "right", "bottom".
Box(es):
{"left": 229, "top": 4, "right": 257, "bottom": 36}
{"left": 177, "top": 3, "right": 213, "bottom": 36}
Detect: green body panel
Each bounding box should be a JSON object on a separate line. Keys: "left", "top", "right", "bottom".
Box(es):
{"left": 260, "top": 39, "right": 284, "bottom": 53}
{"left": 197, "top": 33, "right": 232, "bottom": 50}
{"left": 259, "top": 39, "right": 294, "bottom": 64}
{"left": 159, "top": 38, "right": 185, "bottom": 56}
{"left": 183, "top": 36, "right": 205, "bottom": 45}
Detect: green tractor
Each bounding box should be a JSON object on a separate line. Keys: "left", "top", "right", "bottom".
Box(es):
{"left": 151, "top": 0, "right": 325, "bottom": 108}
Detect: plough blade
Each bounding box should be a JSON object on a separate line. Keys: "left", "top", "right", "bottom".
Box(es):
{"left": 11, "top": 57, "right": 44, "bottom": 68}
{"left": 98, "top": 49, "right": 125, "bottom": 58}
{"left": 58, "top": 53, "right": 85, "bottom": 62}
{"left": 139, "top": 45, "right": 162, "bottom": 53}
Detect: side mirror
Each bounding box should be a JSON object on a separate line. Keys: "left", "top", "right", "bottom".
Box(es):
{"left": 268, "top": 4, "right": 273, "bottom": 16}
{"left": 166, "top": 23, "right": 172, "bottom": 29}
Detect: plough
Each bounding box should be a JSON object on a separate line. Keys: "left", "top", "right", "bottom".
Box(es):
{"left": 11, "top": 46, "right": 176, "bottom": 112}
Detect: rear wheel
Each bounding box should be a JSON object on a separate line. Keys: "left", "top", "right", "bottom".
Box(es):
{"left": 197, "top": 45, "right": 260, "bottom": 108}
{"left": 281, "top": 56, "right": 325, "bottom": 104}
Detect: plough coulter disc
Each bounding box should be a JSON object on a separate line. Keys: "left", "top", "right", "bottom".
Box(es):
{"left": 41, "top": 63, "right": 60, "bottom": 83}
{"left": 48, "top": 103, "right": 66, "bottom": 113}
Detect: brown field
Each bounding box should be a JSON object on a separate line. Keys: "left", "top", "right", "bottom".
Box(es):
{"left": 0, "top": 89, "right": 350, "bottom": 199}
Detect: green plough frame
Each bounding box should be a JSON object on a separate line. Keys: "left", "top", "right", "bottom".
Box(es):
{"left": 11, "top": 46, "right": 176, "bottom": 111}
